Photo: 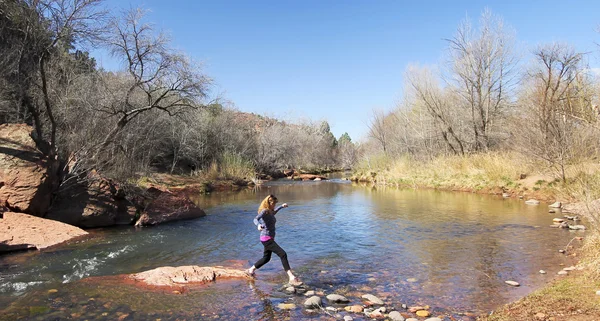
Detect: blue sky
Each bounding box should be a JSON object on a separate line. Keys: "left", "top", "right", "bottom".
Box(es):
{"left": 95, "top": 0, "right": 600, "bottom": 141}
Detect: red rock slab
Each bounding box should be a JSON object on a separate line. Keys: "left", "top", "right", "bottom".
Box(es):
{"left": 0, "top": 212, "right": 88, "bottom": 253}
{"left": 130, "top": 265, "right": 252, "bottom": 287}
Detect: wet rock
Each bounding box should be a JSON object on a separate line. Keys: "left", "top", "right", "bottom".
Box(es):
{"left": 0, "top": 124, "right": 59, "bottom": 217}
{"left": 563, "top": 266, "right": 576, "bottom": 271}
{"left": 525, "top": 199, "right": 540, "bottom": 205}
{"left": 277, "top": 303, "right": 296, "bottom": 310}
{"left": 557, "top": 271, "right": 568, "bottom": 275}
{"left": 569, "top": 225, "right": 586, "bottom": 230}
{"left": 549, "top": 209, "right": 556, "bottom": 213}
{"left": 343, "top": 316, "right": 354, "bottom": 321}
{"left": 135, "top": 190, "right": 206, "bottom": 227}
{"left": 304, "top": 296, "right": 322, "bottom": 308}
{"left": 361, "top": 294, "right": 384, "bottom": 305}
{"left": 305, "top": 290, "right": 315, "bottom": 296}
{"left": 388, "top": 311, "right": 405, "bottom": 321}
{"left": 0, "top": 212, "right": 88, "bottom": 253}
{"left": 549, "top": 202, "right": 562, "bottom": 208}
{"left": 408, "top": 306, "right": 428, "bottom": 313}
{"left": 416, "top": 310, "right": 431, "bottom": 317}
{"left": 345, "top": 305, "right": 363, "bottom": 313}
{"left": 326, "top": 294, "right": 350, "bottom": 303}
{"left": 130, "top": 265, "right": 250, "bottom": 286}
{"left": 552, "top": 218, "right": 565, "bottom": 223}
{"left": 505, "top": 280, "right": 520, "bottom": 286}
{"left": 502, "top": 193, "right": 510, "bottom": 198}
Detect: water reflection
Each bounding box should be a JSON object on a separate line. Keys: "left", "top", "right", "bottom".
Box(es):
{"left": 0, "top": 179, "right": 581, "bottom": 320}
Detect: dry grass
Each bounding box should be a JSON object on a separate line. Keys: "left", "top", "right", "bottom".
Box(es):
{"left": 479, "top": 265, "right": 600, "bottom": 321}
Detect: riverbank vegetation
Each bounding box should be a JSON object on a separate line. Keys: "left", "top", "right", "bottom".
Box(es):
{"left": 355, "top": 9, "right": 600, "bottom": 320}
{"left": 0, "top": 0, "right": 359, "bottom": 197}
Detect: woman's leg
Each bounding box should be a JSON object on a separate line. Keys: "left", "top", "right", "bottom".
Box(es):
{"left": 268, "top": 240, "right": 291, "bottom": 271}
{"left": 253, "top": 241, "right": 273, "bottom": 269}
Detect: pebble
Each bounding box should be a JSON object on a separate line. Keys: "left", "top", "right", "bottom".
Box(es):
{"left": 539, "top": 270, "right": 546, "bottom": 274}
{"left": 505, "top": 280, "right": 520, "bottom": 286}
{"left": 535, "top": 312, "right": 546, "bottom": 320}
{"left": 277, "top": 303, "right": 296, "bottom": 310}
{"left": 406, "top": 278, "right": 418, "bottom": 283}
{"left": 303, "top": 296, "right": 322, "bottom": 308}
{"left": 388, "top": 311, "right": 405, "bottom": 321}
{"left": 345, "top": 305, "right": 363, "bottom": 313}
{"left": 361, "top": 294, "right": 384, "bottom": 305}
{"left": 416, "top": 310, "right": 431, "bottom": 317}
{"left": 304, "top": 290, "right": 315, "bottom": 296}
{"left": 557, "top": 271, "right": 568, "bottom": 275}
{"left": 344, "top": 316, "right": 354, "bottom": 321}
{"left": 326, "top": 294, "right": 350, "bottom": 303}
{"left": 425, "top": 318, "right": 443, "bottom": 321}
{"left": 563, "top": 266, "right": 576, "bottom": 271}
{"left": 406, "top": 318, "right": 419, "bottom": 321}
{"left": 48, "top": 289, "right": 58, "bottom": 294}
{"left": 596, "top": 290, "right": 600, "bottom": 296}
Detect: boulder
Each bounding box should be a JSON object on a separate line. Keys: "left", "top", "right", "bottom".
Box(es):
{"left": 0, "top": 212, "right": 88, "bottom": 253}
{"left": 0, "top": 124, "right": 58, "bottom": 216}
{"left": 47, "top": 170, "right": 137, "bottom": 228}
{"left": 130, "top": 265, "right": 250, "bottom": 286}
{"left": 135, "top": 190, "right": 205, "bottom": 227}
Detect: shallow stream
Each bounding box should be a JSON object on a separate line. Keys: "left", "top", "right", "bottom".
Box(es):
{"left": 0, "top": 178, "right": 581, "bottom": 320}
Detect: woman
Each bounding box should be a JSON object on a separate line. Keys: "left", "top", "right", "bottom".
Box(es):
{"left": 247, "top": 194, "right": 302, "bottom": 286}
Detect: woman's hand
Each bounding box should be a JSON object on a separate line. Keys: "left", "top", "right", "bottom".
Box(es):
{"left": 281, "top": 203, "right": 288, "bottom": 208}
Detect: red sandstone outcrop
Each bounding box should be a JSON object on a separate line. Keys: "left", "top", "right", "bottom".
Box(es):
{"left": 0, "top": 212, "right": 88, "bottom": 253}
{"left": 130, "top": 265, "right": 251, "bottom": 286}
{"left": 47, "top": 170, "right": 137, "bottom": 227}
{"left": 0, "top": 124, "right": 58, "bottom": 216}
{"left": 134, "top": 189, "right": 206, "bottom": 227}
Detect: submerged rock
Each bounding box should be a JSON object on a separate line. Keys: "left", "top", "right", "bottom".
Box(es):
{"left": 130, "top": 265, "right": 250, "bottom": 286}
{"left": 525, "top": 199, "right": 540, "bottom": 205}
{"left": 0, "top": 212, "right": 88, "bottom": 253}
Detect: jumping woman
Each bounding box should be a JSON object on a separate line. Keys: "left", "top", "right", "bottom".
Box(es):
{"left": 247, "top": 194, "right": 302, "bottom": 286}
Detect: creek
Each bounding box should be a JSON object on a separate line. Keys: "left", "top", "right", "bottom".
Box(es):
{"left": 0, "top": 178, "right": 580, "bottom": 320}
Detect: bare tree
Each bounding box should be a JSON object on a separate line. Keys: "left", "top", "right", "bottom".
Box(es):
{"left": 446, "top": 9, "right": 517, "bottom": 151}
{"left": 406, "top": 65, "right": 466, "bottom": 155}
{"left": 97, "top": 8, "right": 211, "bottom": 156}
{"left": 516, "top": 43, "right": 596, "bottom": 182}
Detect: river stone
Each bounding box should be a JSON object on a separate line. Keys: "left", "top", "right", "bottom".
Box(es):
{"left": 406, "top": 318, "right": 419, "bottom": 321}
{"left": 569, "top": 225, "right": 586, "bottom": 230}
{"left": 388, "top": 311, "right": 405, "bottom": 321}
{"left": 304, "top": 296, "right": 322, "bottom": 308}
{"left": 416, "top": 310, "right": 431, "bottom": 317}
{"left": 345, "top": 305, "right": 363, "bottom": 313}
{"left": 553, "top": 218, "right": 565, "bottom": 223}
{"left": 305, "top": 290, "right": 315, "bottom": 296}
{"left": 549, "top": 201, "right": 562, "bottom": 208}
{"left": 505, "top": 280, "right": 520, "bottom": 286}
{"left": 539, "top": 270, "right": 546, "bottom": 274}
{"left": 326, "top": 294, "right": 349, "bottom": 303}
{"left": 525, "top": 199, "right": 540, "bottom": 205}
{"left": 563, "top": 266, "right": 577, "bottom": 271}
{"left": 425, "top": 318, "right": 442, "bottom": 321}
{"left": 278, "top": 303, "right": 296, "bottom": 310}
{"left": 343, "top": 316, "right": 354, "bottom": 321}
{"left": 361, "top": 294, "right": 384, "bottom": 305}
{"left": 406, "top": 278, "right": 418, "bottom": 283}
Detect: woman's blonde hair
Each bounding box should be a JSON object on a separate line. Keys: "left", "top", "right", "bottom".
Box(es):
{"left": 258, "top": 194, "right": 278, "bottom": 214}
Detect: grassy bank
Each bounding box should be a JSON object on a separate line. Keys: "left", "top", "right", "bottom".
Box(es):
{"left": 352, "top": 152, "right": 600, "bottom": 320}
